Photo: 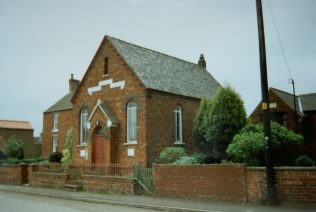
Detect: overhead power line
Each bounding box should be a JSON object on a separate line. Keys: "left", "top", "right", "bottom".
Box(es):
{"left": 266, "top": 0, "right": 293, "bottom": 80}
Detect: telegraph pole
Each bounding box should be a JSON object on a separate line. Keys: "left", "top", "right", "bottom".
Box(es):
{"left": 255, "top": 0, "right": 277, "bottom": 205}
{"left": 291, "top": 79, "right": 299, "bottom": 132}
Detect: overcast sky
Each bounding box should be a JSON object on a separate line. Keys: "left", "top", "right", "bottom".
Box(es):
{"left": 0, "top": 0, "right": 315, "bottom": 136}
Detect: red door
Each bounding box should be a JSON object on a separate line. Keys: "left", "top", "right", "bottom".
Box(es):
{"left": 94, "top": 135, "right": 106, "bottom": 164}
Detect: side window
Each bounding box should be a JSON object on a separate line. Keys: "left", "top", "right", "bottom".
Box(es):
{"left": 52, "top": 137, "right": 58, "bottom": 153}
{"left": 174, "top": 105, "right": 183, "bottom": 144}
{"left": 80, "top": 108, "right": 89, "bottom": 144}
{"left": 127, "top": 101, "right": 137, "bottom": 144}
{"left": 53, "top": 113, "right": 59, "bottom": 131}
{"left": 104, "top": 57, "right": 109, "bottom": 75}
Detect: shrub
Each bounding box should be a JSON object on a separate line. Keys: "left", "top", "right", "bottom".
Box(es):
{"left": 156, "top": 147, "right": 186, "bottom": 164}
{"left": 191, "top": 152, "right": 206, "bottom": 164}
{"left": 49, "top": 152, "right": 63, "bottom": 163}
{"left": 174, "top": 156, "right": 198, "bottom": 164}
{"left": 226, "top": 122, "right": 304, "bottom": 166}
{"left": 4, "top": 136, "right": 24, "bottom": 159}
{"left": 0, "top": 157, "right": 47, "bottom": 165}
{"left": 295, "top": 155, "right": 315, "bottom": 167}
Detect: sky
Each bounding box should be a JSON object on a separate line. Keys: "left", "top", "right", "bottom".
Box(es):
{"left": 0, "top": 0, "right": 315, "bottom": 136}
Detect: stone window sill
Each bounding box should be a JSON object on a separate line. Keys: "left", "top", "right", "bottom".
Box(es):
{"left": 51, "top": 129, "right": 58, "bottom": 133}
{"left": 77, "top": 143, "right": 88, "bottom": 147}
{"left": 124, "top": 141, "right": 137, "bottom": 146}
{"left": 174, "top": 142, "right": 185, "bottom": 146}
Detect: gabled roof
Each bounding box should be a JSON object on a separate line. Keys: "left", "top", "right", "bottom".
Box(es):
{"left": 300, "top": 93, "right": 316, "bottom": 112}
{"left": 45, "top": 91, "right": 75, "bottom": 113}
{"left": 47, "top": 36, "right": 221, "bottom": 113}
{"left": 270, "top": 88, "right": 299, "bottom": 111}
{"left": 269, "top": 87, "right": 316, "bottom": 115}
{"left": 106, "top": 36, "right": 221, "bottom": 99}
{"left": 88, "top": 100, "right": 119, "bottom": 127}
{"left": 0, "top": 120, "right": 33, "bottom": 130}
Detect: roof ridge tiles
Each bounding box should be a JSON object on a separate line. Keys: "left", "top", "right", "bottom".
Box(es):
{"left": 105, "top": 35, "right": 205, "bottom": 70}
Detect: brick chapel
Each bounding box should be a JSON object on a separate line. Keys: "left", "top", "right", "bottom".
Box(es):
{"left": 42, "top": 35, "right": 221, "bottom": 167}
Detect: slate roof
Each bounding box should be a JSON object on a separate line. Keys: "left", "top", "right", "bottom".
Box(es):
{"left": 270, "top": 87, "right": 316, "bottom": 115}
{"left": 106, "top": 36, "right": 221, "bottom": 99}
{"left": 46, "top": 36, "right": 221, "bottom": 113}
{"left": 44, "top": 91, "right": 75, "bottom": 113}
{"left": 300, "top": 93, "right": 316, "bottom": 112}
{"left": 99, "top": 102, "right": 119, "bottom": 126}
{"left": 0, "top": 120, "right": 33, "bottom": 130}
{"left": 271, "top": 88, "right": 299, "bottom": 111}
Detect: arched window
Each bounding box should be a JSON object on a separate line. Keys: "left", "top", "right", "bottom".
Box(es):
{"left": 80, "top": 108, "right": 89, "bottom": 144}
{"left": 174, "top": 105, "right": 183, "bottom": 144}
{"left": 127, "top": 101, "right": 137, "bottom": 143}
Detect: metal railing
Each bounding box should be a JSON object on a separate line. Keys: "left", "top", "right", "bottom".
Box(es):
{"left": 35, "top": 163, "right": 134, "bottom": 177}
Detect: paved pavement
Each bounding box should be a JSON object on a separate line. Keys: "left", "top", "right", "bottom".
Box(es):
{"left": 0, "top": 191, "right": 154, "bottom": 212}
{"left": 0, "top": 184, "right": 315, "bottom": 212}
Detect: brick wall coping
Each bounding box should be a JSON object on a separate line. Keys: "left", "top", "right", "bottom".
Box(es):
{"left": 33, "top": 172, "right": 67, "bottom": 176}
{"left": 246, "top": 166, "right": 316, "bottom": 171}
{"left": 153, "top": 163, "right": 245, "bottom": 167}
{"left": 82, "top": 174, "right": 134, "bottom": 180}
{"left": 0, "top": 165, "right": 20, "bottom": 167}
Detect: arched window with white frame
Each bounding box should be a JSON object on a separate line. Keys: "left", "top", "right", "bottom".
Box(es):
{"left": 174, "top": 105, "right": 183, "bottom": 144}
{"left": 127, "top": 101, "right": 137, "bottom": 144}
{"left": 80, "top": 108, "right": 89, "bottom": 144}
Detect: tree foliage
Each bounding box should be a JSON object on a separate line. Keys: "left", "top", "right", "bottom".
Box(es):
{"left": 226, "top": 122, "right": 304, "bottom": 166}
{"left": 194, "top": 86, "right": 247, "bottom": 161}
{"left": 4, "top": 136, "right": 24, "bottom": 159}
{"left": 61, "top": 127, "right": 74, "bottom": 172}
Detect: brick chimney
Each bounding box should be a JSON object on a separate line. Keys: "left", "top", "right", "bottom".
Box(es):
{"left": 69, "top": 74, "right": 80, "bottom": 92}
{"left": 198, "top": 54, "right": 206, "bottom": 69}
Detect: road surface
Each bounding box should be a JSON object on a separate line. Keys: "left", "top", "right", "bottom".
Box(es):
{"left": 0, "top": 191, "right": 154, "bottom": 212}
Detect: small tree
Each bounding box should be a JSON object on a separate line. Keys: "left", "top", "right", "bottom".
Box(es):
{"left": 201, "top": 86, "right": 247, "bottom": 161}
{"left": 61, "top": 127, "right": 74, "bottom": 173}
{"left": 226, "top": 122, "right": 304, "bottom": 166}
{"left": 4, "top": 136, "right": 24, "bottom": 159}
{"left": 193, "top": 97, "right": 211, "bottom": 144}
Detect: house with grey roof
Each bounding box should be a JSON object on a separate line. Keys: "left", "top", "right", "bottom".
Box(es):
{"left": 42, "top": 35, "right": 221, "bottom": 166}
{"left": 249, "top": 87, "right": 316, "bottom": 160}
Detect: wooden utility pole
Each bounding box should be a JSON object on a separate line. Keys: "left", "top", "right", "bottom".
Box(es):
{"left": 255, "top": 0, "right": 277, "bottom": 205}
{"left": 291, "top": 79, "right": 299, "bottom": 132}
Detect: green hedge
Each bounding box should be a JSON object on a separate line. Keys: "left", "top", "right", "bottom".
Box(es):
{"left": 0, "top": 157, "right": 47, "bottom": 165}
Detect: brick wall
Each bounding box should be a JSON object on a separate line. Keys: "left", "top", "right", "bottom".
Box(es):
{"left": 146, "top": 91, "right": 200, "bottom": 166}
{"left": 82, "top": 175, "right": 134, "bottom": 194}
{"left": 64, "top": 37, "right": 148, "bottom": 166}
{"left": 42, "top": 110, "right": 73, "bottom": 157}
{"left": 29, "top": 172, "right": 67, "bottom": 188}
{"left": 245, "top": 167, "right": 316, "bottom": 204}
{"left": 153, "top": 164, "right": 246, "bottom": 202}
{"left": 0, "top": 165, "right": 22, "bottom": 185}
{"left": 153, "top": 164, "right": 316, "bottom": 205}
{"left": 0, "top": 128, "right": 40, "bottom": 159}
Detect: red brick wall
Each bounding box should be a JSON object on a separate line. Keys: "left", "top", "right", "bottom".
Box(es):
{"left": 146, "top": 91, "right": 200, "bottom": 165}
{"left": 0, "top": 128, "right": 40, "bottom": 159}
{"left": 42, "top": 110, "right": 73, "bottom": 157}
{"left": 153, "top": 165, "right": 316, "bottom": 205}
{"left": 82, "top": 175, "right": 134, "bottom": 194}
{"left": 29, "top": 172, "right": 67, "bottom": 188}
{"left": 249, "top": 91, "right": 300, "bottom": 132}
{"left": 153, "top": 164, "right": 246, "bottom": 202}
{"left": 0, "top": 165, "right": 22, "bottom": 185}
{"left": 246, "top": 167, "right": 316, "bottom": 204}
{"left": 71, "top": 37, "right": 148, "bottom": 166}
